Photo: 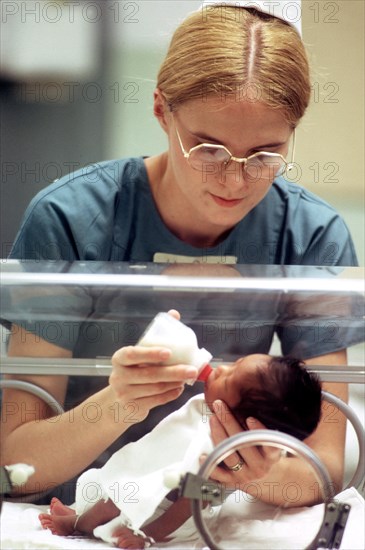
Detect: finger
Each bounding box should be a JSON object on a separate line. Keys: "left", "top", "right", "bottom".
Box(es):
{"left": 112, "top": 386, "right": 186, "bottom": 423}
{"left": 138, "top": 386, "right": 185, "bottom": 408}
{"left": 244, "top": 439, "right": 282, "bottom": 463}
{"left": 199, "top": 454, "right": 231, "bottom": 483}
{"left": 167, "top": 309, "right": 180, "bottom": 320}
{"left": 209, "top": 417, "right": 243, "bottom": 469}
{"left": 209, "top": 450, "right": 269, "bottom": 487}
{"left": 210, "top": 409, "right": 281, "bottom": 477}
{"left": 209, "top": 400, "right": 246, "bottom": 470}
{"left": 208, "top": 461, "right": 243, "bottom": 487}
{"left": 231, "top": 444, "right": 279, "bottom": 479}
{"left": 246, "top": 417, "right": 283, "bottom": 461}
{"left": 208, "top": 417, "right": 244, "bottom": 471}
{"left": 110, "top": 363, "right": 198, "bottom": 388}
{"left": 246, "top": 417, "right": 266, "bottom": 430}
{"left": 209, "top": 411, "right": 246, "bottom": 472}
{"left": 115, "top": 380, "right": 185, "bottom": 400}
{"left": 210, "top": 400, "right": 243, "bottom": 436}
{"left": 112, "top": 345, "right": 172, "bottom": 366}
{"left": 223, "top": 451, "right": 245, "bottom": 471}
{"left": 221, "top": 417, "right": 281, "bottom": 470}
{"left": 209, "top": 412, "right": 230, "bottom": 447}
{"left": 199, "top": 453, "right": 208, "bottom": 466}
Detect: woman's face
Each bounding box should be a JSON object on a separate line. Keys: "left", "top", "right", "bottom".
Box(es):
{"left": 204, "top": 354, "right": 271, "bottom": 409}
{"left": 161, "top": 96, "right": 293, "bottom": 244}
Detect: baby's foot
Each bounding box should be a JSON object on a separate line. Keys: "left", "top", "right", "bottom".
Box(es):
{"left": 50, "top": 497, "right": 75, "bottom": 516}
{"left": 112, "top": 525, "right": 146, "bottom": 549}
{"left": 38, "top": 512, "right": 77, "bottom": 536}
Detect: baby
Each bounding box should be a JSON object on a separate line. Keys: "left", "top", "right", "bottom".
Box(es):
{"left": 39, "top": 354, "right": 322, "bottom": 548}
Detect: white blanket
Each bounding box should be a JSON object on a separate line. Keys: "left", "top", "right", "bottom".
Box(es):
{"left": 76, "top": 394, "right": 213, "bottom": 542}
{"left": 1, "top": 487, "right": 364, "bottom": 549}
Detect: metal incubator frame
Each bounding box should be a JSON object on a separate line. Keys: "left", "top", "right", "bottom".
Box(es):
{"left": 177, "top": 391, "right": 365, "bottom": 550}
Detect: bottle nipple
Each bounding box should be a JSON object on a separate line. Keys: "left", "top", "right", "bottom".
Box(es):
{"left": 197, "top": 364, "right": 213, "bottom": 383}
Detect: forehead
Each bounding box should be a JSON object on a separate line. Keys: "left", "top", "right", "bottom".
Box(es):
{"left": 231, "top": 354, "right": 271, "bottom": 384}
{"left": 175, "top": 98, "right": 291, "bottom": 147}
{"left": 178, "top": 97, "right": 289, "bottom": 129}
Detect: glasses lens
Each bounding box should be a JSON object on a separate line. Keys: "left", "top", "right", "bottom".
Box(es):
{"left": 245, "top": 154, "right": 286, "bottom": 181}
{"left": 189, "top": 145, "right": 231, "bottom": 171}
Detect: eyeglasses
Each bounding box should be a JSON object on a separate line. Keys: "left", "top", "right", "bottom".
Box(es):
{"left": 174, "top": 121, "right": 296, "bottom": 181}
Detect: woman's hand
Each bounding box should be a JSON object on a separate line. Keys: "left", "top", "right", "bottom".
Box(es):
{"left": 109, "top": 310, "right": 198, "bottom": 422}
{"left": 207, "top": 399, "right": 282, "bottom": 488}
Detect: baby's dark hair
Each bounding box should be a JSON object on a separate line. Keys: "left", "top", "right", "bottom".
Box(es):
{"left": 232, "top": 356, "right": 322, "bottom": 440}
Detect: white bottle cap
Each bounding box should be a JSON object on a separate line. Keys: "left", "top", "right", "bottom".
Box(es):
{"left": 191, "top": 347, "right": 213, "bottom": 369}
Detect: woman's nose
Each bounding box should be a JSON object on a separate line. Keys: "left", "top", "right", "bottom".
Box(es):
{"left": 218, "top": 163, "right": 249, "bottom": 189}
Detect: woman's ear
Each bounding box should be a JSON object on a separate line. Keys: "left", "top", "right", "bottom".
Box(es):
{"left": 153, "top": 88, "right": 170, "bottom": 133}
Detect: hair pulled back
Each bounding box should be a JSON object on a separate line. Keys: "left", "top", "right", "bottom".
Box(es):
{"left": 157, "top": 7, "right": 311, "bottom": 126}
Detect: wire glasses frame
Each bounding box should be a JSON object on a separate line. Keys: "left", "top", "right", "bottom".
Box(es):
{"left": 174, "top": 122, "right": 296, "bottom": 180}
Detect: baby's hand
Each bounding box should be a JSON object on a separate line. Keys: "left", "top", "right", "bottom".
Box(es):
{"left": 112, "top": 525, "right": 147, "bottom": 549}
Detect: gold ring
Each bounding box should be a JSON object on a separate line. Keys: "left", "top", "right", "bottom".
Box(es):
{"left": 227, "top": 458, "right": 244, "bottom": 471}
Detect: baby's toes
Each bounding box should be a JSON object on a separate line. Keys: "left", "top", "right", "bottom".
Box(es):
{"left": 38, "top": 513, "right": 53, "bottom": 530}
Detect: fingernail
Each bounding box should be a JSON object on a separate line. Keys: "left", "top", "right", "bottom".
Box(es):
{"left": 159, "top": 349, "right": 171, "bottom": 360}
{"left": 246, "top": 417, "right": 257, "bottom": 426}
{"left": 213, "top": 399, "right": 222, "bottom": 413}
{"left": 186, "top": 367, "right": 198, "bottom": 378}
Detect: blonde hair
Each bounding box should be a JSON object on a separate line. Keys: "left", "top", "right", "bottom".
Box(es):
{"left": 157, "top": 7, "right": 311, "bottom": 126}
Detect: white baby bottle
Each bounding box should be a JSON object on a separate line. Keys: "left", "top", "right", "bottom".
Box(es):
{"left": 137, "top": 312, "right": 213, "bottom": 384}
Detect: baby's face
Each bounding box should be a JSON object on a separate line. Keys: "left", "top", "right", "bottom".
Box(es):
{"left": 204, "top": 354, "right": 271, "bottom": 409}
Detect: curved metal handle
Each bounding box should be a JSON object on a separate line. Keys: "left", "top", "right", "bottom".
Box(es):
{"left": 191, "top": 430, "right": 334, "bottom": 550}
{"left": 322, "top": 391, "right": 365, "bottom": 490}
{"left": 0, "top": 379, "right": 64, "bottom": 415}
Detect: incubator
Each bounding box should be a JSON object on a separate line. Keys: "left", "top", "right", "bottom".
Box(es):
{"left": 0, "top": 261, "right": 364, "bottom": 549}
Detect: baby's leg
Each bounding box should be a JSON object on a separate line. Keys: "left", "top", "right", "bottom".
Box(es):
{"left": 39, "top": 498, "right": 120, "bottom": 537}
{"left": 75, "top": 498, "right": 121, "bottom": 534}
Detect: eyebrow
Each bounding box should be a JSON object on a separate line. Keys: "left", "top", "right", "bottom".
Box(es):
{"left": 187, "top": 128, "right": 287, "bottom": 151}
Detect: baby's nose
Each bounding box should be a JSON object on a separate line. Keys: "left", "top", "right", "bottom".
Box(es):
{"left": 216, "top": 364, "right": 230, "bottom": 376}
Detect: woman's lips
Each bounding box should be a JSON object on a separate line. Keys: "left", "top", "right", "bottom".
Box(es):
{"left": 211, "top": 194, "right": 244, "bottom": 208}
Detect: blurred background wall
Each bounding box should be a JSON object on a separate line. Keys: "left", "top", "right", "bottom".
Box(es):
{"left": 1, "top": 0, "right": 364, "bottom": 264}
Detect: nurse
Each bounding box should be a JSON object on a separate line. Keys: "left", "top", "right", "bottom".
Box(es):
{"left": 1, "top": 1, "right": 359, "bottom": 507}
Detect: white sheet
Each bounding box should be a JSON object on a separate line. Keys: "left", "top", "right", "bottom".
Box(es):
{"left": 1, "top": 487, "right": 364, "bottom": 549}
